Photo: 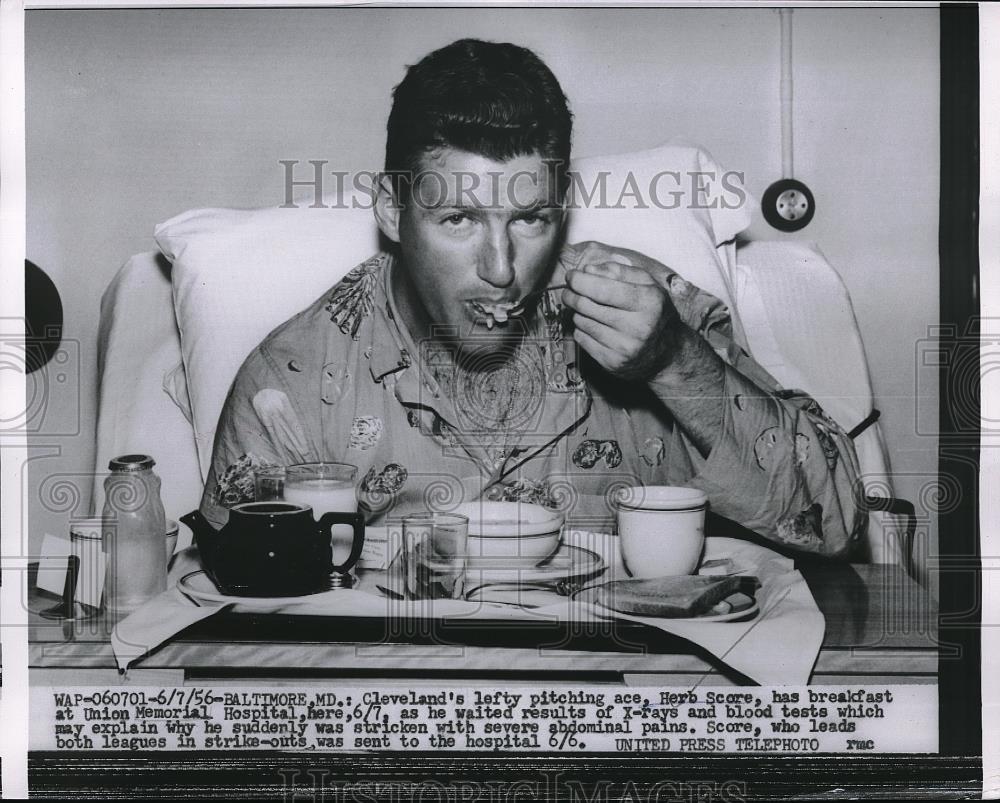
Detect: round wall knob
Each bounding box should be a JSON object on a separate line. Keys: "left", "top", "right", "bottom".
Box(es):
{"left": 762, "top": 178, "right": 815, "bottom": 232}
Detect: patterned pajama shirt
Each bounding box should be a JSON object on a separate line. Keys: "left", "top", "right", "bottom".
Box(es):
{"left": 201, "top": 243, "right": 866, "bottom": 556}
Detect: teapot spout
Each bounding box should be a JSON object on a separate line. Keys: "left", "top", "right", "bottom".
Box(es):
{"left": 180, "top": 509, "right": 222, "bottom": 567}
{"left": 180, "top": 509, "right": 216, "bottom": 540}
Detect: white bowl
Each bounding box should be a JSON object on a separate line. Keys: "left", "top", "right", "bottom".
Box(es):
{"left": 450, "top": 501, "right": 563, "bottom": 561}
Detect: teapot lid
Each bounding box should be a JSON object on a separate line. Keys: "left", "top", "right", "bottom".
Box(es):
{"left": 108, "top": 454, "right": 155, "bottom": 472}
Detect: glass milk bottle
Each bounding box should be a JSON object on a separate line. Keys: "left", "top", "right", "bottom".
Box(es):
{"left": 102, "top": 454, "right": 167, "bottom": 615}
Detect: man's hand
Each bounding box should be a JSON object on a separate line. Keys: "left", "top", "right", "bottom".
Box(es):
{"left": 561, "top": 241, "right": 681, "bottom": 382}
{"left": 561, "top": 241, "right": 726, "bottom": 457}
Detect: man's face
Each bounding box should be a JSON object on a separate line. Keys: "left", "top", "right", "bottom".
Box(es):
{"left": 380, "top": 148, "right": 564, "bottom": 356}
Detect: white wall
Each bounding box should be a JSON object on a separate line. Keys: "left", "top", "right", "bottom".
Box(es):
{"left": 26, "top": 8, "right": 939, "bottom": 578}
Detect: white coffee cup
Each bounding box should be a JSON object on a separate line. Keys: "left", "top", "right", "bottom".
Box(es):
{"left": 615, "top": 486, "right": 708, "bottom": 577}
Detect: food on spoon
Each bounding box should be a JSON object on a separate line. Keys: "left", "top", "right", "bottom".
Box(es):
{"left": 471, "top": 299, "right": 526, "bottom": 327}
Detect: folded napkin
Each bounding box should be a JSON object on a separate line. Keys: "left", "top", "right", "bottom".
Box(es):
{"left": 112, "top": 586, "right": 226, "bottom": 673}
{"left": 339, "top": 531, "right": 823, "bottom": 684}
{"left": 554, "top": 531, "right": 825, "bottom": 685}
{"left": 112, "top": 546, "right": 398, "bottom": 672}
{"left": 113, "top": 534, "right": 825, "bottom": 684}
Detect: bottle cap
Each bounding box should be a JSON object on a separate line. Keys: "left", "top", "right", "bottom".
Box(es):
{"left": 108, "top": 454, "right": 155, "bottom": 472}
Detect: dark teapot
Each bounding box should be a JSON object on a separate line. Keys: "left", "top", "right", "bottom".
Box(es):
{"left": 181, "top": 502, "right": 365, "bottom": 597}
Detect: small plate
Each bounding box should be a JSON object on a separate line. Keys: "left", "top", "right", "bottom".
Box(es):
{"left": 594, "top": 595, "right": 760, "bottom": 623}
{"left": 178, "top": 571, "right": 337, "bottom": 608}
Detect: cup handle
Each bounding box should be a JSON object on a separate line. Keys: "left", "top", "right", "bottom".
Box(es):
{"left": 318, "top": 512, "right": 366, "bottom": 574}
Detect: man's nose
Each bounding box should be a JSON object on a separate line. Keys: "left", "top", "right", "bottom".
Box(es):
{"left": 476, "top": 228, "right": 516, "bottom": 288}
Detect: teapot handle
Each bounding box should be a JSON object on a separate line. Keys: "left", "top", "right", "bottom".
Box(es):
{"left": 318, "top": 512, "right": 366, "bottom": 574}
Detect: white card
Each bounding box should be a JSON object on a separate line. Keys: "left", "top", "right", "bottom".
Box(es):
{"left": 35, "top": 533, "right": 71, "bottom": 597}
{"left": 358, "top": 527, "right": 391, "bottom": 570}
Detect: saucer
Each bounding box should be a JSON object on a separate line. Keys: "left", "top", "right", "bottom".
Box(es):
{"left": 463, "top": 543, "right": 605, "bottom": 584}
{"left": 178, "top": 570, "right": 343, "bottom": 609}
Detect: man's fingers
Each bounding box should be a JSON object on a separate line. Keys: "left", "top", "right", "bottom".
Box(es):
{"left": 572, "top": 327, "right": 622, "bottom": 371}
{"left": 571, "top": 311, "right": 638, "bottom": 356}
{"left": 575, "top": 241, "right": 662, "bottom": 276}
{"left": 562, "top": 288, "right": 611, "bottom": 319}
{"left": 566, "top": 267, "right": 649, "bottom": 310}
{"left": 564, "top": 290, "right": 652, "bottom": 341}
{"left": 577, "top": 259, "right": 658, "bottom": 286}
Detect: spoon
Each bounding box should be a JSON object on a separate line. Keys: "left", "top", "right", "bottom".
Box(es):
{"left": 506, "top": 283, "right": 568, "bottom": 317}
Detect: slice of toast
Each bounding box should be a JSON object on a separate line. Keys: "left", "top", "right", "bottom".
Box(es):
{"left": 594, "top": 574, "right": 760, "bottom": 618}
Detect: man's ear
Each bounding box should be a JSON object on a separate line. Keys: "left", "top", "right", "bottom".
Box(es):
{"left": 374, "top": 174, "right": 402, "bottom": 243}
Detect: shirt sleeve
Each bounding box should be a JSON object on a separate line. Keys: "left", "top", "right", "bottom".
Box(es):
{"left": 681, "top": 353, "right": 866, "bottom": 557}
{"left": 199, "top": 347, "right": 316, "bottom": 529}
{"left": 659, "top": 272, "right": 866, "bottom": 558}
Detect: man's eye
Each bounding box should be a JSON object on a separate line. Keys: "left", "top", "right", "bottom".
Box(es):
{"left": 442, "top": 213, "right": 470, "bottom": 227}
{"left": 513, "top": 213, "right": 550, "bottom": 230}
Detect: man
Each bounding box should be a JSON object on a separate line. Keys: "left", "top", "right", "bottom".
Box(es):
{"left": 201, "top": 38, "right": 865, "bottom": 558}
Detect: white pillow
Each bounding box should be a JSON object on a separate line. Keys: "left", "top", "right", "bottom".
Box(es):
{"left": 155, "top": 140, "right": 750, "bottom": 480}
{"left": 155, "top": 199, "right": 379, "bottom": 477}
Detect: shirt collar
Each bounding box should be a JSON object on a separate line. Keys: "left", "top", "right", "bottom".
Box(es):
{"left": 367, "top": 246, "right": 589, "bottom": 399}
{"left": 366, "top": 252, "right": 415, "bottom": 385}
{"left": 365, "top": 246, "right": 593, "bottom": 476}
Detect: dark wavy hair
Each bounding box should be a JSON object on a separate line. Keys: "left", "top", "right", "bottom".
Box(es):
{"left": 385, "top": 38, "right": 573, "bottom": 197}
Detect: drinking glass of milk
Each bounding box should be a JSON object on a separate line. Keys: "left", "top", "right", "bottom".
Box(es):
{"left": 284, "top": 462, "right": 360, "bottom": 565}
